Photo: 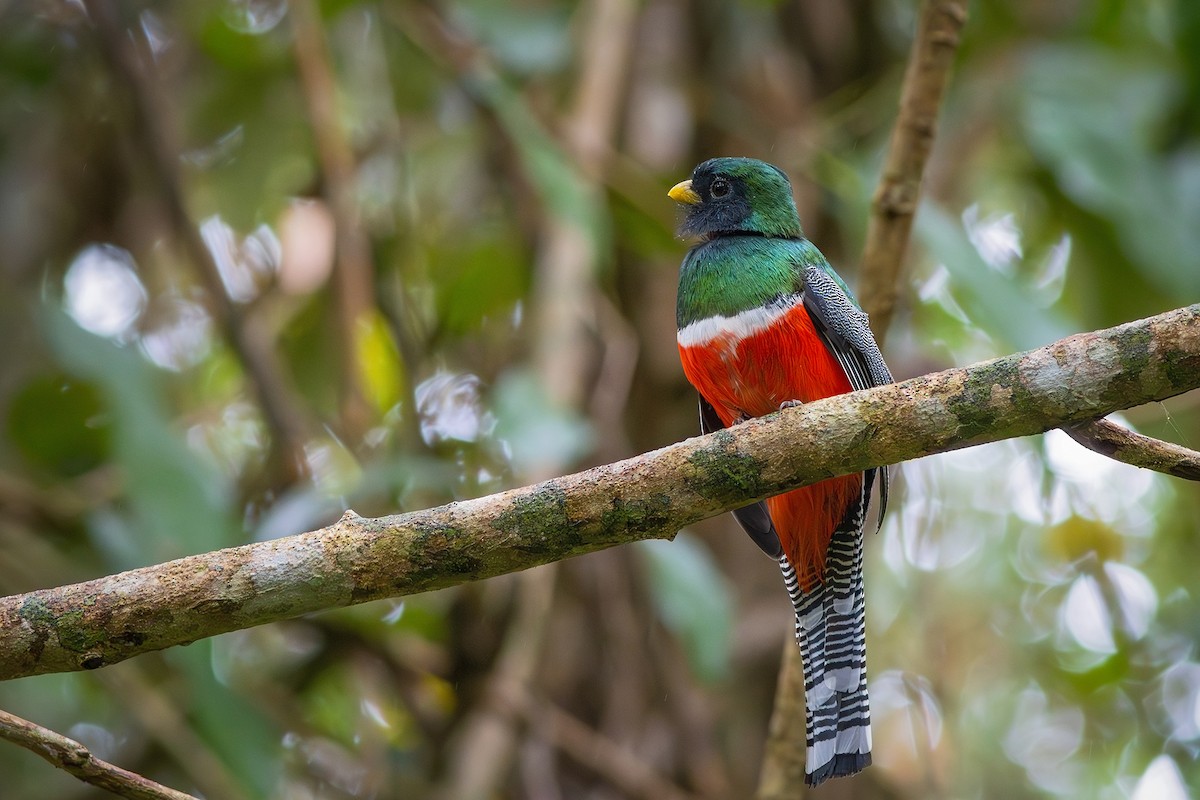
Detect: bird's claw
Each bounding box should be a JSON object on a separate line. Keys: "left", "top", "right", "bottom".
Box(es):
{"left": 779, "top": 399, "right": 803, "bottom": 410}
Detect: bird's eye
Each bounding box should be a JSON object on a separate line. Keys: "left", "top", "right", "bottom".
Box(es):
{"left": 710, "top": 178, "right": 730, "bottom": 198}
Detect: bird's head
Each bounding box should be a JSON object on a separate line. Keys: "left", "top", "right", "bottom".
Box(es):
{"left": 668, "top": 157, "right": 802, "bottom": 241}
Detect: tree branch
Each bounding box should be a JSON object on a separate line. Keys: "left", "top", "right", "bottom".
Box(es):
{"left": 0, "top": 304, "right": 1196, "bottom": 682}
{"left": 431, "top": 1, "right": 637, "bottom": 794}
{"left": 1063, "top": 417, "right": 1200, "bottom": 481}
{"left": 0, "top": 708, "right": 199, "bottom": 800}
{"left": 289, "top": 0, "right": 378, "bottom": 441}
{"left": 83, "top": 0, "right": 312, "bottom": 483}
{"left": 858, "top": 0, "right": 969, "bottom": 339}
{"left": 755, "top": 640, "right": 809, "bottom": 800}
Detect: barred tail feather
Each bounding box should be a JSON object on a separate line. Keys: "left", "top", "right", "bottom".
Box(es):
{"left": 824, "top": 508, "right": 866, "bottom": 694}
{"left": 778, "top": 523, "right": 872, "bottom": 787}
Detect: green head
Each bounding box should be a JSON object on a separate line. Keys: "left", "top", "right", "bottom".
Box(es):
{"left": 669, "top": 157, "right": 802, "bottom": 240}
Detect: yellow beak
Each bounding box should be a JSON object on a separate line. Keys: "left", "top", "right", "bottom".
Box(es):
{"left": 668, "top": 179, "right": 701, "bottom": 205}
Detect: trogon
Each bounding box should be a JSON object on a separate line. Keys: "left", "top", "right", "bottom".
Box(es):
{"left": 669, "top": 157, "right": 892, "bottom": 786}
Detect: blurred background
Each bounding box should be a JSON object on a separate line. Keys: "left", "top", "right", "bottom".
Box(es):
{"left": 1, "top": 0, "right": 1199, "bottom": 798}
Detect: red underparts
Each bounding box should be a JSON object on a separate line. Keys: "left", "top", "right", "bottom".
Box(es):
{"left": 679, "top": 303, "right": 862, "bottom": 590}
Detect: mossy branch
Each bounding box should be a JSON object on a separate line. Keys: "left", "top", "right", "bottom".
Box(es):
{"left": 1, "top": 304, "right": 1197, "bottom": 682}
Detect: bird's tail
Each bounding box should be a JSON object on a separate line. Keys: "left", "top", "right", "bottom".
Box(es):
{"left": 778, "top": 518, "right": 871, "bottom": 786}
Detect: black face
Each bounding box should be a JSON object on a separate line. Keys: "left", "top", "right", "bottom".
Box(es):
{"left": 674, "top": 157, "right": 801, "bottom": 240}
{"left": 678, "top": 165, "right": 753, "bottom": 239}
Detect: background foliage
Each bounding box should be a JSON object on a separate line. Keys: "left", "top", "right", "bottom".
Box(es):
{"left": 1, "top": 1, "right": 1198, "bottom": 798}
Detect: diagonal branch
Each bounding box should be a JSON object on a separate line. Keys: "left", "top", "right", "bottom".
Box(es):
{"left": 0, "top": 708, "right": 199, "bottom": 800}
{"left": 84, "top": 0, "right": 311, "bottom": 483}
{"left": 0, "top": 304, "right": 1196, "bottom": 683}
{"left": 1063, "top": 417, "right": 1200, "bottom": 481}
{"left": 858, "top": 0, "right": 969, "bottom": 341}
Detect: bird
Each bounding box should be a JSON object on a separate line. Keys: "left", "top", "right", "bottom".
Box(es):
{"left": 669, "top": 157, "right": 892, "bottom": 786}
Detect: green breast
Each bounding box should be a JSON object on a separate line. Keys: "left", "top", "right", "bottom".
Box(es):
{"left": 676, "top": 236, "right": 826, "bottom": 328}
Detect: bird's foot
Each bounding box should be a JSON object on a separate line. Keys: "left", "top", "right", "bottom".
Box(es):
{"left": 779, "top": 399, "right": 803, "bottom": 410}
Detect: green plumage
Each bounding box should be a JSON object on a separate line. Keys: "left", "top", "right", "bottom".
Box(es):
{"left": 676, "top": 237, "right": 819, "bottom": 327}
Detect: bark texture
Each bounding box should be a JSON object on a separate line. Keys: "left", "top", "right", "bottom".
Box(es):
{"left": 0, "top": 303, "right": 1196, "bottom": 681}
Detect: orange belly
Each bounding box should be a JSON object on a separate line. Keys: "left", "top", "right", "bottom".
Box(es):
{"left": 679, "top": 303, "right": 861, "bottom": 589}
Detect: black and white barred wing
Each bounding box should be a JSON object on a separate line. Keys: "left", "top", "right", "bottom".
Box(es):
{"left": 800, "top": 264, "right": 894, "bottom": 524}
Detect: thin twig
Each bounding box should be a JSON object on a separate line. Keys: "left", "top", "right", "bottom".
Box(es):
{"left": 858, "top": 0, "right": 969, "bottom": 342}
{"left": 0, "top": 708, "right": 198, "bottom": 800}
{"left": 500, "top": 683, "right": 700, "bottom": 800}
{"left": 83, "top": 0, "right": 311, "bottom": 483}
{"left": 0, "top": 508, "right": 252, "bottom": 800}
{"left": 1063, "top": 417, "right": 1200, "bottom": 481}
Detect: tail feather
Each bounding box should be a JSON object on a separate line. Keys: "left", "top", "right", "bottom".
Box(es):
{"left": 782, "top": 558, "right": 834, "bottom": 710}
{"left": 824, "top": 516, "right": 866, "bottom": 692}
{"left": 777, "top": 511, "right": 872, "bottom": 787}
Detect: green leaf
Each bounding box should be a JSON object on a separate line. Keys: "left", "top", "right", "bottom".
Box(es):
{"left": 355, "top": 309, "right": 406, "bottom": 414}
{"left": 491, "top": 369, "right": 593, "bottom": 478}
{"left": 433, "top": 228, "right": 529, "bottom": 335}
{"left": 1018, "top": 44, "right": 1200, "bottom": 298}
{"left": 44, "top": 310, "right": 237, "bottom": 562}
{"left": 917, "top": 205, "right": 1073, "bottom": 352}
{"left": 169, "top": 640, "right": 278, "bottom": 796}
{"left": 7, "top": 374, "right": 111, "bottom": 478}
{"left": 638, "top": 533, "right": 734, "bottom": 684}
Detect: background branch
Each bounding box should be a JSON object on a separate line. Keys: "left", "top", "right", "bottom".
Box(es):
{"left": 438, "top": 2, "right": 638, "bottom": 796}
{"left": 1, "top": 303, "right": 1196, "bottom": 682}
{"left": 83, "top": 0, "right": 312, "bottom": 483}
{"left": 755, "top": 642, "right": 809, "bottom": 800}
{"left": 289, "top": 0, "right": 378, "bottom": 441}
{"left": 1063, "top": 417, "right": 1200, "bottom": 481}
{"left": 858, "top": 0, "right": 968, "bottom": 341}
{"left": 500, "top": 682, "right": 700, "bottom": 800}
